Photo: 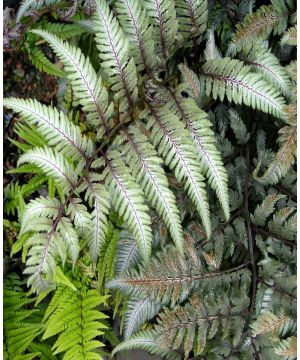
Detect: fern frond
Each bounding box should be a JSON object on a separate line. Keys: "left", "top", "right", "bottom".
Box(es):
{"left": 145, "top": 105, "right": 211, "bottom": 236}
{"left": 108, "top": 243, "right": 250, "bottom": 306}
{"left": 201, "top": 58, "right": 286, "bottom": 117}
{"left": 31, "top": 29, "right": 112, "bottom": 135}
{"left": 204, "top": 29, "right": 222, "bottom": 60}
{"left": 4, "top": 98, "right": 94, "bottom": 161}
{"left": 43, "top": 285, "right": 108, "bottom": 359}
{"left": 251, "top": 194, "right": 286, "bottom": 226}
{"left": 168, "top": 92, "right": 230, "bottom": 220}
{"left": 17, "top": 147, "right": 78, "bottom": 193}
{"left": 176, "top": 0, "right": 208, "bottom": 43}
{"left": 251, "top": 311, "right": 294, "bottom": 338}
{"left": 228, "top": 108, "right": 250, "bottom": 145}
{"left": 4, "top": 286, "right": 43, "bottom": 358}
{"left": 241, "top": 45, "right": 292, "bottom": 97}
{"left": 275, "top": 336, "right": 297, "bottom": 359}
{"left": 67, "top": 197, "right": 91, "bottom": 236}
{"left": 281, "top": 26, "right": 297, "bottom": 46}
{"left": 143, "top": 0, "right": 179, "bottom": 60}
{"left": 93, "top": 0, "right": 138, "bottom": 113}
{"left": 79, "top": 173, "right": 110, "bottom": 262}
{"left": 178, "top": 63, "right": 202, "bottom": 100}
{"left": 115, "top": 0, "right": 156, "bottom": 72}
{"left": 28, "top": 47, "right": 65, "bottom": 77}
{"left": 115, "top": 231, "right": 140, "bottom": 275}
{"left": 231, "top": 2, "right": 290, "bottom": 51}
{"left": 112, "top": 330, "right": 181, "bottom": 359}
{"left": 104, "top": 150, "right": 153, "bottom": 261}
{"left": 39, "top": 21, "right": 87, "bottom": 39}
{"left": 254, "top": 125, "right": 296, "bottom": 185}
{"left": 123, "top": 297, "right": 161, "bottom": 339}
{"left": 16, "top": 0, "right": 62, "bottom": 22}
{"left": 118, "top": 125, "right": 184, "bottom": 253}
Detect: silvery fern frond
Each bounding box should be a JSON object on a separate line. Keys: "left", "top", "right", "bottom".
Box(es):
{"left": 104, "top": 150, "right": 153, "bottom": 261}
{"left": 93, "top": 0, "right": 138, "bottom": 113}
{"left": 115, "top": 0, "right": 156, "bottom": 72}
{"left": 31, "top": 29, "right": 113, "bottom": 136}
{"left": 117, "top": 125, "right": 184, "bottom": 254}
{"left": 200, "top": 58, "right": 286, "bottom": 118}
{"left": 176, "top": 0, "right": 208, "bottom": 44}
{"left": 143, "top": 0, "right": 178, "bottom": 61}
{"left": 16, "top": 0, "right": 63, "bottom": 22}
{"left": 4, "top": 98, "right": 95, "bottom": 161}
{"left": 145, "top": 104, "right": 211, "bottom": 237}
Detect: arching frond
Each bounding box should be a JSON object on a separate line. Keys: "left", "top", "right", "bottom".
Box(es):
{"left": 28, "top": 47, "right": 65, "bottom": 78}
{"left": 115, "top": 231, "right": 140, "bottom": 275}
{"left": 93, "top": 0, "right": 138, "bottom": 113}
{"left": 145, "top": 105, "right": 211, "bottom": 236}
{"left": 31, "top": 29, "right": 112, "bottom": 135}
{"left": 204, "top": 29, "right": 221, "bottom": 60}
{"left": 251, "top": 311, "right": 295, "bottom": 338}
{"left": 275, "top": 336, "right": 297, "bottom": 359}
{"left": 16, "top": 0, "right": 62, "bottom": 22}
{"left": 115, "top": 0, "right": 156, "bottom": 72}
{"left": 281, "top": 26, "right": 297, "bottom": 46}
{"left": 17, "top": 147, "right": 78, "bottom": 193}
{"left": 118, "top": 125, "right": 184, "bottom": 253}
{"left": 201, "top": 58, "right": 286, "bottom": 118}
{"left": 4, "top": 98, "right": 95, "bottom": 161}
{"left": 104, "top": 151, "right": 153, "bottom": 261}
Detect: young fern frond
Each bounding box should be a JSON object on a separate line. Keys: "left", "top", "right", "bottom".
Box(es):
{"left": 117, "top": 125, "right": 184, "bottom": 253}
{"left": 31, "top": 29, "right": 113, "bottom": 136}
{"left": 143, "top": 0, "right": 178, "bottom": 60}
{"left": 103, "top": 151, "right": 153, "bottom": 261}
{"left": 204, "top": 29, "right": 221, "bottom": 60}
{"left": 200, "top": 58, "right": 286, "bottom": 117}
{"left": 145, "top": 104, "right": 211, "bottom": 237}
{"left": 42, "top": 285, "right": 109, "bottom": 359}
{"left": 115, "top": 0, "right": 156, "bottom": 72}
{"left": 93, "top": 0, "right": 138, "bottom": 113}
{"left": 176, "top": 0, "right": 208, "bottom": 43}
{"left": 281, "top": 26, "right": 297, "bottom": 46}
{"left": 3, "top": 98, "right": 94, "bottom": 161}
{"left": 28, "top": 47, "right": 65, "bottom": 78}
{"left": 168, "top": 91, "right": 230, "bottom": 220}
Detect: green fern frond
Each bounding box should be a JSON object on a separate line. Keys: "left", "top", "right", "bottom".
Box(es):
{"left": 176, "top": 0, "right": 208, "bottom": 43}
{"left": 39, "top": 21, "right": 87, "bottom": 39}
{"left": 43, "top": 285, "right": 109, "bottom": 359}
{"left": 204, "top": 29, "right": 222, "bottom": 60}
{"left": 228, "top": 108, "right": 250, "bottom": 145}
{"left": 251, "top": 311, "right": 295, "bottom": 338}
{"left": 115, "top": 0, "right": 156, "bottom": 72}
{"left": 28, "top": 47, "right": 65, "bottom": 77}
{"left": 93, "top": 0, "right": 138, "bottom": 113}
{"left": 118, "top": 125, "right": 184, "bottom": 253}
{"left": 143, "top": 0, "right": 179, "bottom": 60}
{"left": 17, "top": 147, "right": 78, "bottom": 193}
{"left": 201, "top": 58, "right": 286, "bottom": 117}
{"left": 104, "top": 150, "right": 153, "bottom": 261}
{"left": 168, "top": 92, "right": 230, "bottom": 220}
{"left": 145, "top": 104, "right": 211, "bottom": 236}
{"left": 251, "top": 194, "right": 286, "bottom": 227}
{"left": 178, "top": 63, "right": 202, "bottom": 100}
{"left": 4, "top": 98, "right": 95, "bottom": 161}
{"left": 31, "top": 29, "right": 113, "bottom": 135}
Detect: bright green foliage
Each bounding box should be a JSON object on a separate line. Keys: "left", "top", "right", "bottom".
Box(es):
{"left": 28, "top": 47, "right": 66, "bottom": 77}
{"left": 42, "top": 284, "right": 108, "bottom": 359}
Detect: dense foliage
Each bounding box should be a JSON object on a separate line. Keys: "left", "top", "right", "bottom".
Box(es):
{"left": 3, "top": 0, "right": 297, "bottom": 359}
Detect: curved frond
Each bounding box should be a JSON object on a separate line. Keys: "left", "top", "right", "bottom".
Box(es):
{"left": 16, "top": 0, "right": 62, "bottom": 22}
{"left": 116, "top": 231, "right": 140, "bottom": 275}
{"left": 201, "top": 58, "right": 286, "bottom": 118}
{"left": 31, "top": 29, "right": 112, "bottom": 135}
{"left": 4, "top": 97, "right": 95, "bottom": 161}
